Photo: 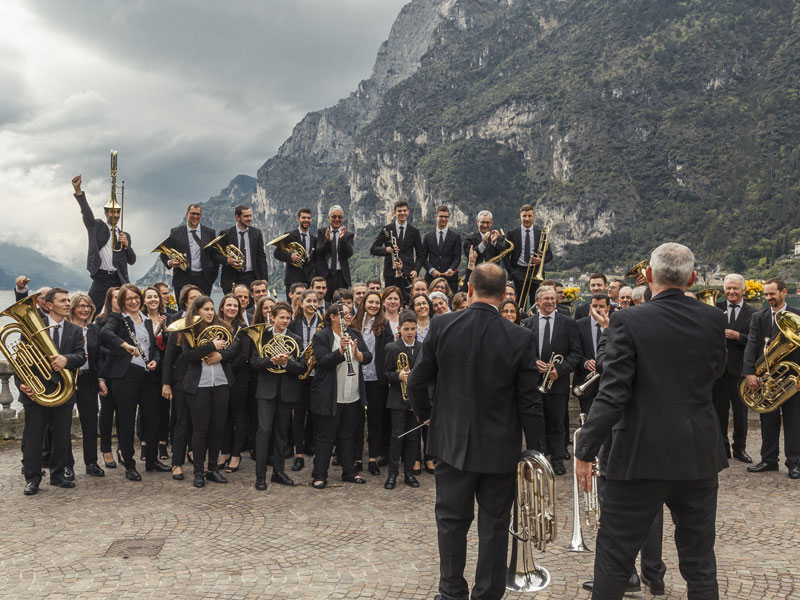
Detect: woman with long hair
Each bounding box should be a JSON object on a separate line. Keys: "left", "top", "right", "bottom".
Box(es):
{"left": 428, "top": 276, "right": 453, "bottom": 298}
{"left": 410, "top": 292, "right": 435, "bottom": 474}
{"left": 141, "top": 286, "right": 169, "bottom": 460}
{"left": 381, "top": 286, "right": 403, "bottom": 340}
{"left": 96, "top": 286, "right": 119, "bottom": 468}
{"left": 217, "top": 294, "right": 249, "bottom": 473}
{"left": 410, "top": 278, "right": 428, "bottom": 299}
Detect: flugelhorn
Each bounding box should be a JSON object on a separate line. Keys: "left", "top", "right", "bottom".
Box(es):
{"left": 0, "top": 294, "right": 76, "bottom": 407}
{"left": 397, "top": 352, "right": 410, "bottom": 402}
{"left": 573, "top": 370, "right": 600, "bottom": 397}
{"left": 537, "top": 352, "right": 563, "bottom": 393}
{"left": 152, "top": 237, "right": 189, "bottom": 271}
{"left": 205, "top": 233, "right": 245, "bottom": 270}
{"left": 506, "top": 450, "right": 556, "bottom": 593}
{"left": 568, "top": 413, "right": 600, "bottom": 552}
{"left": 268, "top": 232, "right": 308, "bottom": 267}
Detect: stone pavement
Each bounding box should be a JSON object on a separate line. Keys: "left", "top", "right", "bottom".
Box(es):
{"left": 1, "top": 424, "right": 798, "bottom": 599}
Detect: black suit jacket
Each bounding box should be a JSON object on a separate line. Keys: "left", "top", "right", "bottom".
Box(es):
{"left": 98, "top": 313, "right": 161, "bottom": 379}
{"left": 274, "top": 229, "right": 317, "bottom": 285}
{"left": 160, "top": 224, "right": 220, "bottom": 289}
{"left": 462, "top": 231, "right": 509, "bottom": 266}
{"left": 84, "top": 323, "right": 104, "bottom": 379}
{"left": 503, "top": 226, "right": 553, "bottom": 274}
{"left": 384, "top": 339, "right": 421, "bottom": 410}
{"left": 179, "top": 333, "right": 242, "bottom": 395}
{"left": 219, "top": 225, "right": 269, "bottom": 291}
{"left": 522, "top": 311, "right": 582, "bottom": 395}
{"left": 742, "top": 305, "right": 800, "bottom": 377}
{"left": 575, "top": 289, "right": 728, "bottom": 480}
{"left": 370, "top": 223, "right": 424, "bottom": 278}
{"left": 421, "top": 229, "right": 462, "bottom": 276}
{"left": 315, "top": 227, "right": 355, "bottom": 287}
{"left": 250, "top": 329, "right": 306, "bottom": 402}
{"left": 407, "top": 302, "right": 544, "bottom": 473}
{"left": 309, "top": 326, "right": 371, "bottom": 416}
{"left": 714, "top": 299, "right": 756, "bottom": 377}
{"left": 75, "top": 192, "right": 136, "bottom": 281}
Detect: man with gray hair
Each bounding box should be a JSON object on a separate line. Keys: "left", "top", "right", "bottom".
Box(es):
{"left": 631, "top": 285, "right": 648, "bottom": 305}
{"left": 315, "top": 204, "right": 354, "bottom": 302}
{"left": 712, "top": 273, "right": 755, "bottom": 463}
{"left": 462, "top": 210, "right": 509, "bottom": 267}
{"left": 575, "top": 242, "right": 728, "bottom": 599}
{"left": 618, "top": 286, "right": 633, "bottom": 308}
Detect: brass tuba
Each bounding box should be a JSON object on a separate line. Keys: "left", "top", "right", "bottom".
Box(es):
{"left": 152, "top": 237, "right": 189, "bottom": 271}
{"left": 0, "top": 294, "right": 76, "bottom": 407}
{"left": 506, "top": 450, "right": 557, "bottom": 593}
{"left": 739, "top": 311, "right": 800, "bottom": 413}
{"left": 568, "top": 413, "right": 600, "bottom": 552}
{"left": 204, "top": 234, "right": 245, "bottom": 270}
{"left": 695, "top": 288, "right": 722, "bottom": 306}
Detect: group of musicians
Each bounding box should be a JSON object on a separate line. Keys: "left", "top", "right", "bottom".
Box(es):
{"left": 8, "top": 177, "right": 800, "bottom": 600}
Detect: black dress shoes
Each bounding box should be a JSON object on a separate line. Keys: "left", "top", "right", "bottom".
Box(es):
{"left": 271, "top": 472, "right": 295, "bottom": 486}
{"left": 292, "top": 457, "right": 304, "bottom": 471}
{"left": 748, "top": 461, "right": 779, "bottom": 473}
{"left": 789, "top": 465, "right": 800, "bottom": 479}
{"left": 86, "top": 463, "right": 105, "bottom": 477}
{"left": 146, "top": 460, "right": 171, "bottom": 472}
{"left": 255, "top": 478, "right": 267, "bottom": 491}
{"left": 404, "top": 473, "right": 420, "bottom": 488}
{"left": 641, "top": 574, "right": 665, "bottom": 595}
{"left": 384, "top": 474, "right": 397, "bottom": 489}
{"left": 552, "top": 461, "right": 567, "bottom": 476}
{"left": 582, "top": 572, "right": 641, "bottom": 593}
{"left": 50, "top": 476, "right": 75, "bottom": 488}
{"left": 63, "top": 466, "right": 75, "bottom": 481}
{"left": 368, "top": 461, "right": 381, "bottom": 476}
{"left": 172, "top": 468, "right": 184, "bottom": 481}
{"left": 193, "top": 473, "right": 205, "bottom": 488}
{"left": 24, "top": 481, "right": 39, "bottom": 496}
{"left": 125, "top": 468, "right": 142, "bottom": 481}
{"left": 206, "top": 470, "right": 228, "bottom": 484}
{"left": 732, "top": 449, "right": 753, "bottom": 463}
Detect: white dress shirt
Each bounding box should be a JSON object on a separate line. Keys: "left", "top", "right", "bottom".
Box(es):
{"left": 328, "top": 227, "right": 342, "bottom": 271}
{"left": 361, "top": 317, "right": 377, "bottom": 382}
{"left": 537, "top": 312, "right": 555, "bottom": 356}
{"left": 186, "top": 225, "right": 202, "bottom": 271}
{"left": 333, "top": 330, "right": 360, "bottom": 404}
{"left": 517, "top": 225, "right": 534, "bottom": 267}
{"left": 99, "top": 223, "right": 118, "bottom": 271}
{"left": 235, "top": 225, "right": 253, "bottom": 272}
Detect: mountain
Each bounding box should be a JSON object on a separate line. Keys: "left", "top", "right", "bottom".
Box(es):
{"left": 0, "top": 242, "right": 88, "bottom": 290}
{"left": 147, "top": 0, "right": 800, "bottom": 283}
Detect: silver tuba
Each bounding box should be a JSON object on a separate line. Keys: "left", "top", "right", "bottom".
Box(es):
{"left": 506, "top": 450, "right": 557, "bottom": 593}
{"left": 568, "top": 413, "right": 600, "bottom": 552}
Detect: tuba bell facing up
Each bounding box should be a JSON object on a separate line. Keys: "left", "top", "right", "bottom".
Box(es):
{"left": 268, "top": 232, "right": 309, "bottom": 267}
{"left": 0, "top": 294, "right": 76, "bottom": 407}
{"left": 739, "top": 311, "right": 800, "bottom": 413}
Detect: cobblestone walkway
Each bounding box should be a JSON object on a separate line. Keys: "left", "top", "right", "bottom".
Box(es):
{"left": 1, "top": 424, "right": 798, "bottom": 599}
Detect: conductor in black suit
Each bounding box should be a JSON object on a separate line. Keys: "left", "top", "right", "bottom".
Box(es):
{"left": 522, "top": 285, "right": 582, "bottom": 475}
{"left": 370, "top": 200, "right": 423, "bottom": 293}
{"left": 408, "top": 263, "right": 545, "bottom": 600}
{"left": 575, "top": 242, "right": 728, "bottom": 600}
{"left": 504, "top": 204, "right": 553, "bottom": 312}
{"left": 421, "top": 205, "right": 462, "bottom": 293}
{"left": 743, "top": 277, "right": 800, "bottom": 479}
{"left": 712, "top": 273, "right": 755, "bottom": 463}
{"left": 315, "top": 205, "right": 354, "bottom": 302}
{"left": 160, "top": 204, "right": 220, "bottom": 299}
{"left": 218, "top": 205, "right": 269, "bottom": 294}
{"left": 274, "top": 207, "right": 317, "bottom": 299}
{"left": 72, "top": 175, "right": 136, "bottom": 313}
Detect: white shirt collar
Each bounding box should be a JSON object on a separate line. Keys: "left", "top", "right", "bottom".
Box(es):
{"left": 48, "top": 315, "right": 64, "bottom": 327}
{"left": 729, "top": 299, "right": 744, "bottom": 308}
{"left": 236, "top": 224, "right": 249, "bottom": 233}
{"left": 436, "top": 226, "right": 448, "bottom": 236}
{"left": 186, "top": 224, "right": 199, "bottom": 232}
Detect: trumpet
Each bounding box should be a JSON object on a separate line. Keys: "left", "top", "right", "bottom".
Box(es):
{"left": 204, "top": 233, "right": 245, "bottom": 270}
{"left": 573, "top": 370, "right": 600, "bottom": 397}
{"left": 397, "top": 352, "right": 410, "bottom": 402}
{"left": 152, "top": 237, "right": 188, "bottom": 271}
{"left": 537, "top": 353, "right": 563, "bottom": 393}
{"left": 518, "top": 218, "right": 553, "bottom": 312}
{"left": 568, "top": 413, "right": 600, "bottom": 552}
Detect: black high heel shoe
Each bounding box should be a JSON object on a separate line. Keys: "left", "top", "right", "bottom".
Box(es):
{"left": 103, "top": 452, "right": 117, "bottom": 469}
{"left": 158, "top": 443, "right": 169, "bottom": 460}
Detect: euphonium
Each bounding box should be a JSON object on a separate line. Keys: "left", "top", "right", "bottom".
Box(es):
{"left": 695, "top": 288, "right": 722, "bottom": 306}
{"left": 537, "top": 353, "right": 564, "bottom": 394}
{"left": 739, "top": 311, "right": 800, "bottom": 413}
{"left": 506, "top": 450, "right": 557, "bottom": 593}
{"left": 152, "top": 237, "right": 189, "bottom": 271}
{"left": 626, "top": 259, "right": 648, "bottom": 282}
{"left": 487, "top": 229, "right": 515, "bottom": 264}
{"left": 204, "top": 234, "right": 245, "bottom": 270}
{"left": 568, "top": 413, "right": 600, "bottom": 552}
{"left": 518, "top": 218, "right": 553, "bottom": 311}
{"left": 0, "top": 294, "right": 76, "bottom": 407}
{"left": 572, "top": 370, "right": 600, "bottom": 397}
{"left": 268, "top": 232, "right": 308, "bottom": 267}
{"left": 397, "top": 352, "right": 410, "bottom": 402}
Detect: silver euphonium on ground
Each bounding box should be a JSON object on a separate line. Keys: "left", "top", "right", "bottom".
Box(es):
{"left": 568, "top": 413, "right": 600, "bottom": 552}
{"left": 506, "top": 450, "right": 557, "bottom": 593}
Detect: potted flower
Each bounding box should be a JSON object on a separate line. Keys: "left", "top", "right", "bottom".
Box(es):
{"left": 744, "top": 280, "right": 765, "bottom": 309}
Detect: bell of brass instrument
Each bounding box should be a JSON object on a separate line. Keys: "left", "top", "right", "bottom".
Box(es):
{"left": 518, "top": 218, "right": 553, "bottom": 311}
{"left": 152, "top": 237, "right": 189, "bottom": 271}
{"left": 568, "top": 413, "right": 600, "bottom": 552}
{"left": 0, "top": 294, "right": 76, "bottom": 407}
{"left": 537, "top": 353, "right": 564, "bottom": 393}
{"left": 238, "top": 323, "right": 300, "bottom": 374}
{"left": 487, "top": 229, "right": 515, "bottom": 264}
{"left": 168, "top": 317, "right": 232, "bottom": 362}
{"left": 397, "top": 352, "right": 410, "bottom": 402}
{"left": 573, "top": 370, "right": 601, "bottom": 397}
{"left": 268, "top": 232, "right": 309, "bottom": 267}
{"left": 104, "top": 150, "right": 126, "bottom": 252}
{"left": 506, "top": 450, "right": 557, "bottom": 593}
{"left": 695, "top": 288, "right": 722, "bottom": 306}
{"left": 626, "top": 259, "right": 648, "bottom": 282}
{"left": 739, "top": 311, "right": 800, "bottom": 413}
{"left": 205, "top": 234, "right": 245, "bottom": 270}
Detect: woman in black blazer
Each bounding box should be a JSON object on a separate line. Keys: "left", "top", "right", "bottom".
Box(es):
{"left": 217, "top": 293, "right": 249, "bottom": 473}
{"left": 100, "top": 284, "right": 167, "bottom": 481}
{"left": 177, "top": 295, "right": 241, "bottom": 488}
{"left": 351, "top": 290, "right": 393, "bottom": 476}
{"left": 95, "top": 286, "right": 119, "bottom": 468}
{"left": 309, "top": 303, "right": 372, "bottom": 489}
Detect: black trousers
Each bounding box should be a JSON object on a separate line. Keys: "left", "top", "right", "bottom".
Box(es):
{"left": 434, "top": 460, "right": 516, "bottom": 600}
{"left": 758, "top": 395, "right": 800, "bottom": 467}
{"left": 186, "top": 385, "right": 228, "bottom": 474}
{"left": 22, "top": 400, "right": 73, "bottom": 484}
{"left": 712, "top": 372, "right": 749, "bottom": 454}
{"left": 222, "top": 371, "right": 250, "bottom": 457}
{"left": 88, "top": 270, "right": 122, "bottom": 314}
{"left": 593, "top": 476, "right": 719, "bottom": 600}
{"left": 74, "top": 372, "right": 99, "bottom": 466}
{"left": 311, "top": 402, "right": 360, "bottom": 481}
{"left": 174, "top": 271, "right": 212, "bottom": 304}
{"left": 224, "top": 270, "right": 256, "bottom": 295}
{"left": 292, "top": 378, "right": 313, "bottom": 455}
{"left": 511, "top": 265, "right": 540, "bottom": 312}
{"left": 364, "top": 380, "right": 388, "bottom": 459}
{"left": 388, "top": 408, "right": 419, "bottom": 475}
{"left": 543, "top": 392, "right": 569, "bottom": 463}
{"left": 170, "top": 384, "right": 192, "bottom": 467}
{"left": 99, "top": 389, "right": 117, "bottom": 454}
{"left": 324, "top": 270, "right": 348, "bottom": 302}
{"left": 112, "top": 365, "right": 159, "bottom": 469}
{"left": 255, "top": 397, "right": 292, "bottom": 479}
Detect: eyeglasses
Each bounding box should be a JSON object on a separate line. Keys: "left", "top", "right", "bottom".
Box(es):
{"left": 413, "top": 302, "right": 428, "bottom": 308}
{"left": 75, "top": 304, "right": 92, "bottom": 310}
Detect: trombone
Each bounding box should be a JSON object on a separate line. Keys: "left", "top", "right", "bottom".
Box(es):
{"left": 518, "top": 218, "right": 553, "bottom": 312}
{"left": 568, "top": 413, "right": 600, "bottom": 552}
{"left": 106, "top": 149, "right": 126, "bottom": 252}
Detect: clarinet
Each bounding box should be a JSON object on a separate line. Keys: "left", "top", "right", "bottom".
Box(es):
{"left": 121, "top": 313, "right": 149, "bottom": 363}
{"left": 338, "top": 299, "right": 356, "bottom": 377}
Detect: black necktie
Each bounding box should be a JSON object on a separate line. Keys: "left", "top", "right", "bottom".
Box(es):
{"left": 330, "top": 230, "right": 338, "bottom": 272}
{"left": 398, "top": 226, "right": 405, "bottom": 245}
{"left": 541, "top": 316, "right": 551, "bottom": 359}
{"left": 239, "top": 230, "right": 248, "bottom": 267}
{"left": 595, "top": 323, "right": 601, "bottom": 356}
{"left": 52, "top": 323, "right": 61, "bottom": 351}
{"left": 524, "top": 229, "right": 531, "bottom": 264}
{"left": 301, "top": 233, "right": 307, "bottom": 253}
{"left": 728, "top": 304, "right": 737, "bottom": 327}
{"left": 439, "top": 230, "right": 444, "bottom": 249}
{"left": 190, "top": 229, "right": 201, "bottom": 247}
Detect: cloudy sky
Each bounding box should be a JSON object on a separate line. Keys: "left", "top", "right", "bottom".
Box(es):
{"left": 0, "top": 0, "right": 407, "bottom": 278}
